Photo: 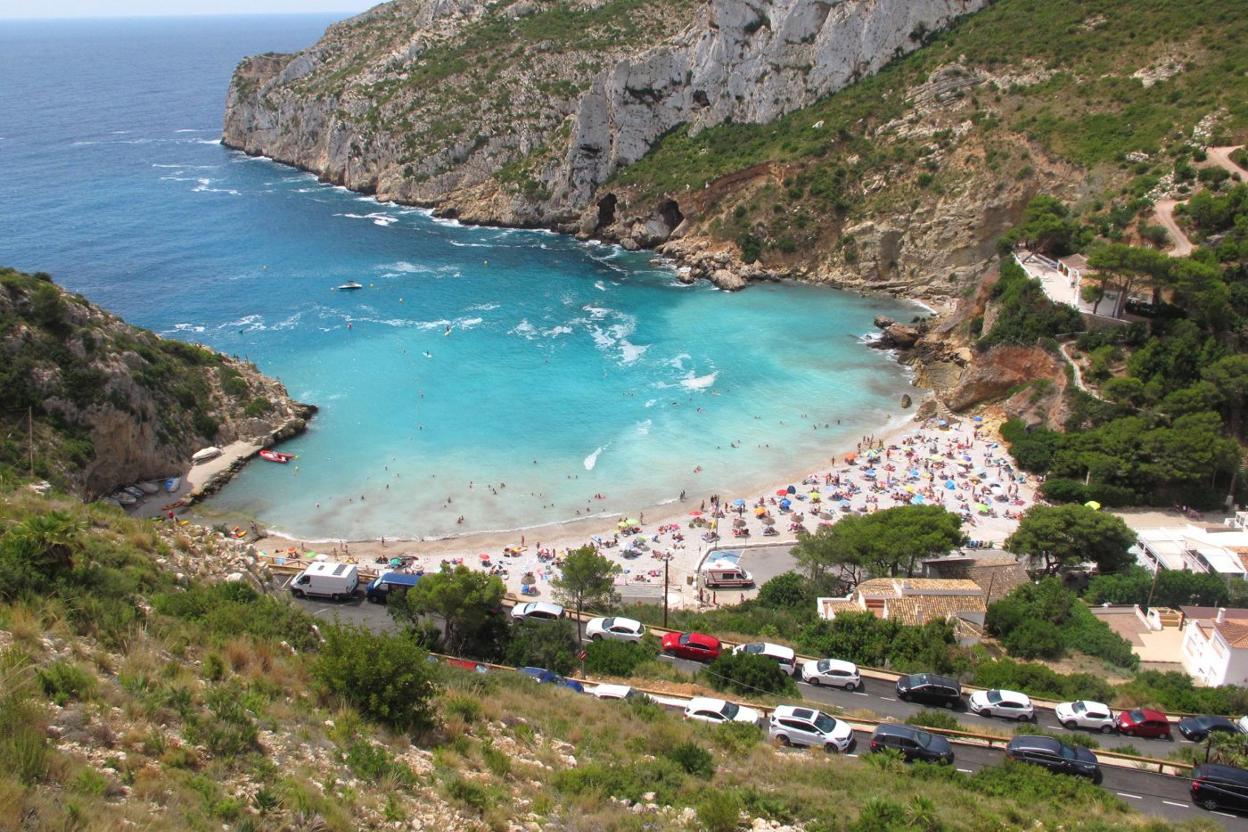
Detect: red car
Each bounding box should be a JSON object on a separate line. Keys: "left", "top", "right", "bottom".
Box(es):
{"left": 661, "top": 631, "right": 722, "bottom": 662}
{"left": 1115, "top": 707, "right": 1173, "bottom": 740}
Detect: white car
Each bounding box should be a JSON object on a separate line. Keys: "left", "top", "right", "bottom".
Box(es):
{"left": 732, "top": 642, "right": 797, "bottom": 675}
{"left": 683, "top": 697, "right": 761, "bottom": 726}
{"left": 800, "top": 658, "right": 861, "bottom": 690}
{"left": 768, "top": 705, "right": 855, "bottom": 752}
{"left": 585, "top": 616, "right": 645, "bottom": 643}
{"left": 591, "top": 684, "right": 651, "bottom": 702}
{"left": 968, "top": 689, "right": 1035, "bottom": 721}
{"left": 510, "top": 601, "right": 565, "bottom": 621}
{"left": 1055, "top": 700, "right": 1116, "bottom": 734}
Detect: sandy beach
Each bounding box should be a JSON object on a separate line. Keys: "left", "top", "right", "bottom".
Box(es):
{"left": 237, "top": 407, "right": 1037, "bottom": 609}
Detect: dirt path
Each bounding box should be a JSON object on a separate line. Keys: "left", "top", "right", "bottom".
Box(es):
{"left": 1152, "top": 198, "right": 1194, "bottom": 257}
{"left": 1207, "top": 145, "right": 1248, "bottom": 181}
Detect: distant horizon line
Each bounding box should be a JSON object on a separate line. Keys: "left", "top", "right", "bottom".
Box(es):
{"left": 0, "top": 10, "right": 363, "bottom": 22}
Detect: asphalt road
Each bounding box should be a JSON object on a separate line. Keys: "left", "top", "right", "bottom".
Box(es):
{"left": 276, "top": 584, "right": 1246, "bottom": 829}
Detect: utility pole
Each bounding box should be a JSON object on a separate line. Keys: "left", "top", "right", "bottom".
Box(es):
{"left": 663, "top": 555, "right": 670, "bottom": 628}
{"left": 28, "top": 406, "right": 35, "bottom": 478}
{"left": 1145, "top": 558, "right": 1161, "bottom": 610}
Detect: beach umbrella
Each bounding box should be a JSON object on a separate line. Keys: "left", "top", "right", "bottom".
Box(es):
{"left": 733, "top": 517, "right": 746, "bottom": 528}
{"left": 810, "top": 492, "right": 822, "bottom": 502}
{"left": 905, "top": 485, "right": 916, "bottom": 493}
{"left": 478, "top": 553, "right": 490, "bottom": 562}
{"left": 779, "top": 498, "right": 791, "bottom": 509}
{"left": 689, "top": 510, "right": 702, "bottom": 517}
{"left": 754, "top": 506, "right": 767, "bottom": 517}
{"left": 762, "top": 515, "right": 775, "bottom": 525}
{"left": 944, "top": 479, "right": 956, "bottom": 490}
{"left": 913, "top": 495, "right": 926, "bottom": 504}
{"left": 775, "top": 489, "right": 788, "bottom": 496}
{"left": 786, "top": 485, "right": 797, "bottom": 494}
{"left": 625, "top": 518, "right": 639, "bottom": 525}
{"left": 975, "top": 503, "right": 990, "bottom": 514}
{"left": 1084, "top": 500, "right": 1102, "bottom": 511}
{"left": 973, "top": 415, "right": 983, "bottom": 422}
{"left": 732, "top": 498, "right": 746, "bottom": 508}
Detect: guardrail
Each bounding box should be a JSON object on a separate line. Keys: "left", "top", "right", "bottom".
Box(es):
{"left": 426, "top": 652, "right": 1194, "bottom": 777}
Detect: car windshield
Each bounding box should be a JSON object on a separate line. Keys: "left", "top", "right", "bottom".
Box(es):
{"left": 813, "top": 713, "right": 838, "bottom": 734}
{"left": 987, "top": 691, "right": 1002, "bottom": 704}
{"left": 1129, "top": 709, "right": 1146, "bottom": 722}
{"left": 818, "top": 660, "right": 831, "bottom": 672}
{"left": 1058, "top": 743, "right": 1076, "bottom": 761}
{"left": 1073, "top": 701, "right": 1087, "bottom": 714}
{"left": 913, "top": 730, "right": 932, "bottom": 749}
{"left": 602, "top": 618, "right": 615, "bottom": 628}
{"left": 679, "top": 633, "right": 691, "bottom": 646}
{"left": 744, "top": 644, "right": 763, "bottom": 654}
{"left": 722, "top": 703, "right": 739, "bottom": 719}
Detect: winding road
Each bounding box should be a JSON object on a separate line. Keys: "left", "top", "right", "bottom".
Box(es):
{"left": 280, "top": 585, "right": 1248, "bottom": 830}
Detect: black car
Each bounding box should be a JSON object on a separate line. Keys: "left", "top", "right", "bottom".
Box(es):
{"left": 1006, "top": 735, "right": 1102, "bottom": 785}
{"left": 1179, "top": 715, "right": 1243, "bottom": 743}
{"left": 896, "top": 673, "right": 962, "bottom": 709}
{"left": 869, "top": 723, "right": 954, "bottom": 764}
{"left": 1192, "top": 764, "right": 1248, "bottom": 813}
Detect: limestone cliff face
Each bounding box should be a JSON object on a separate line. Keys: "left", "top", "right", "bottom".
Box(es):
{"left": 0, "top": 269, "right": 313, "bottom": 498}
{"left": 223, "top": 0, "right": 988, "bottom": 251}
{"left": 557, "top": 0, "right": 987, "bottom": 211}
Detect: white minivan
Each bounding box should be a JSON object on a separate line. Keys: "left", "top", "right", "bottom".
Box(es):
{"left": 289, "top": 561, "right": 359, "bottom": 601}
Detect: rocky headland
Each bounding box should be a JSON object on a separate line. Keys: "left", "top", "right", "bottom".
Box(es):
{"left": 0, "top": 267, "right": 314, "bottom": 499}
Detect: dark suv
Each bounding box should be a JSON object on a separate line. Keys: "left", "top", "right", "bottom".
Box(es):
{"left": 1179, "top": 715, "right": 1242, "bottom": 743}
{"left": 896, "top": 673, "right": 962, "bottom": 709}
{"left": 869, "top": 723, "right": 954, "bottom": 765}
{"left": 1006, "top": 735, "right": 1102, "bottom": 784}
{"left": 1192, "top": 764, "right": 1248, "bottom": 813}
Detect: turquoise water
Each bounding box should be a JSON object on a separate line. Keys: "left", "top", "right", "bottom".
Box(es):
{"left": 0, "top": 15, "right": 919, "bottom": 540}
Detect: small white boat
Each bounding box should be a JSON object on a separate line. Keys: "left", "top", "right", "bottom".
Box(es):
{"left": 164, "top": 476, "right": 181, "bottom": 493}
{"left": 192, "top": 446, "right": 222, "bottom": 464}
{"left": 334, "top": 281, "right": 364, "bottom": 291}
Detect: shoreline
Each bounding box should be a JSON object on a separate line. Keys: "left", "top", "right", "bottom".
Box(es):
{"left": 238, "top": 403, "right": 1036, "bottom": 607}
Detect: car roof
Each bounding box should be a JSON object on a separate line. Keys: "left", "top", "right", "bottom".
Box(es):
{"left": 592, "top": 684, "right": 633, "bottom": 698}
{"left": 1008, "top": 735, "right": 1062, "bottom": 753}
{"left": 686, "top": 632, "right": 720, "bottom": 646}
{"left": 686, "top": 697, "right": 728, "bottom": 710}
{"left": 1071, "top": 700, "right": 1110, "bottom": 710}
{"left": 740, "top": 642, "right": 795, "bottom": 658}
{"left": 874, "top": 723, "right": 922, "bottom": 738}
{"left": 814, "top": 658, "right": 857, "bottom": 671}
{"left": 521, "top": 601, "right": 563, "bottom": 614}
{"left": 609, "top": 616, "right": 642, "bottom": 629}
{"left": 1190, "top": 715, "right": 1236, "bottom": 726}
{"left": 987, "top": 689, "right": 1031, "bottom": 704}
{"left": 773, "top": 705, "right": 819, "bottom": 720}
{"left": 1129, "top": 707, "right": 1167, "bottom": 720}
{"left": 1196, "top": 764, "right": 1248, "bottom": 783}
{"left": 906, "top": 673, "right": 958, "bottom": 687}
{"left": 379, "top": 572, "right": 421, "bottom": 586}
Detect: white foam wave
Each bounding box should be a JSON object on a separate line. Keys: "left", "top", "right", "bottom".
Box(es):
{"left": 594, "top": 280, "right": 609, "bottom": 291}
{"left": 221, "top": 314, "right": 265, "bottom": 333}
{"left": 192, "top": 177, "right": 240, "bottom": 196}
{"left": 634, "top": 419, "right": 652, "bottom": 437}
{"left": 584, "top": 445, "right": 607, "bottom": 471}
{"left": 336, "top": 212, "right": 398, "bottom": 227}
{"left": 619, "top": 340, "right": 648, "bottom": 364}
{"left": 510, "top": 320, "right": 537, "bottom": 338}
{"left": 448, "top": 240, "right": 492, "bottom": 248}
{"left": 466, "top": 303, "right": 500, "bottom": 312}
{"left": 644, "top": 399, "right": 657, "bottom": 408}
{"left": 166, "top": 323, "right": 205, "bottom": 334}
{"left": 680, "top": 371, "right": 719, "bottom": 391}
{"left": 543, "top": 325, "right": 573, "bottom": 338}
{"left": 193, "top": 138, "right": 223, "bottom": 145}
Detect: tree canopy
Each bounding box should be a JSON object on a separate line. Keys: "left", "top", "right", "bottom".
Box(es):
{"left": 390, "top": 564, "right": 507, "bottom": 658}
{"left": 551, "top": 545, "right": 619, "bottom": 642}
{"left": 792, "top": 505, "right": 964, "bottom": 591}
{"left": 1005, "top": 504, "right": 1136, "bottom": 575}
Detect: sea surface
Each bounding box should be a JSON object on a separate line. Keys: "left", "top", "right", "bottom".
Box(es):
{"left": 0, "top": 15, "right": 920, "bottom": 540}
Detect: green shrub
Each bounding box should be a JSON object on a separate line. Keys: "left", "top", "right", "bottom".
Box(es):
{"left": 704, "top": 651, "right": 796, "bottom": 696}
{"left": 971, "top": 658, "right": 1115, "bottom": 704}
{"left": 503, "top": 619, "right": 579, "bottom": 675}
{"left": 905, "top": 710, "right": 960, "bottom": 731}
{"left": 755, "top": 572, "right": 814, "bottom": 609}
{"left": 187, "top": 682, "right": 259, "bottom": 758}
{"left": 443, "top": 693, "right": 483, "bottom": 724}
{"left": 697, "top": 789, "right": 743, "bottom": 832}
{"left": 311, "top": 624, "right": 438, "bottom": 732}
{"left": 443, "top": 775, "right": 490, "bottom": 812}
{"left": 345, "top": 741, "right": 414, "bottom": 785}
{"left": 584, "top": 638, "right": 652, "bottom": 677}
{"left": 1002, "top": 619, "right": 1064, "bottom": 659}
{"left": 37, "top": 659, "right": 96, "bottom": 705}
{"left": 480, "top": 741, "right": 511, "bottom": 778}
{"left": 243, "top": 397, "right": 272, "bottom": 417}
{"left": 152, "top": 582, "right": 319, "bottom": 650}
{"left": 554, "top": 757, "right": 686, "bottom": 805}
{"left": 662, "top": 741, "right": 714, "bottom": 778}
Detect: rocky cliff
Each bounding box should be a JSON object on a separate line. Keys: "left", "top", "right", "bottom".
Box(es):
{"left": 224, "top": 0, "right": 989, "bottom": 286}
{"left": 0, "top": 267, "right": 313, "bottom": 498}
{"left": 225, "top": 0, "right": 1247, "bottom": 301}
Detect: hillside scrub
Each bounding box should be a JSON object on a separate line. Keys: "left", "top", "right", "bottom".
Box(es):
{"left": 986, "top": 578, "right": 1139, "bottom": 670}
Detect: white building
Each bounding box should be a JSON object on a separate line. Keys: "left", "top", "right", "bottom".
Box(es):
{"left": 1181, "top": 607, "right": 1248, "bottom": 686}
{"left": 1134, "top": 524, "right": 1248, "bottom": 579}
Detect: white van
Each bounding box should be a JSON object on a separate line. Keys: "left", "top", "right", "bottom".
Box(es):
{"left": 290, "top": 561, "right": 359, "bottom": 601}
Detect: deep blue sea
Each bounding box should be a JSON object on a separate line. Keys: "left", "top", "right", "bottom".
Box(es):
{"left": 0, "top": 14, "right": 919, "bottom": 540}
